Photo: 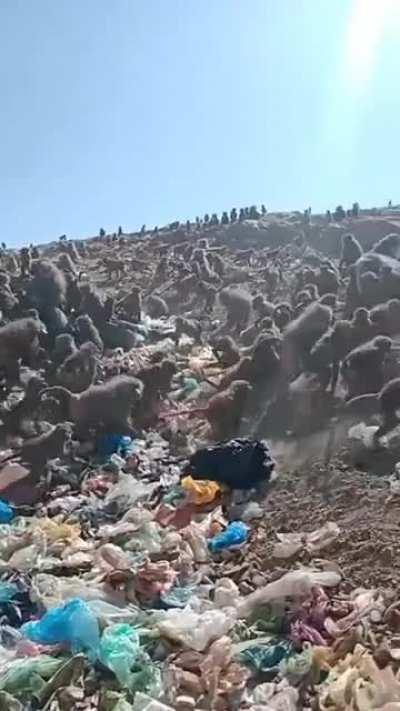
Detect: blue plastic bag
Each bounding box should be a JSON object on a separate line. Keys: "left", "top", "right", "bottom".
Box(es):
{"left": 0, "top": 500, "right": 14, "bottom": 524}
{"left": 22, "top": 598, "right": 100, "bottom": 660}
{"left": 96, "top": 435, "right": 135, "bottom": 458}
{"left": 208, "top": 521, "right": 249, "bottom": 552}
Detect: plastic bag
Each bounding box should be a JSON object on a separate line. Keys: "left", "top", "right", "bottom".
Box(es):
{"left": 182, "top": 523, "right": 209, "bottom": 562}
{"left": 99, "top": 623, "right": 140, "bottom": 687}
{"left": 240, "top": 641, "right": 292, "bottom": 671}
{"left": 214, "top": 578, "right": 241, "bottom": 608}
{"left": 238, "top": 570, "right": 341, "bottom": 618}
{"left": 156, "top": 606, "right": 236, "bottom": 651}
{"left": 105, "top": 474, "right": 157, "bottom": 506}
{"left": 22, "top": 598, "right": 100, "bottom": 660}
{"left": 96, "top": 434, "right": 136, "bottom": 458}
{"left": 181, "top": 476, "right": 221, "bottom": 505}
{"left": 208, "top": 521, "right": 249, "bottom": 552}
{"left": 160, "top": 585, "right": 197, "bottom": 609}
{"left": 0, "top": 499, "right": 14, "bottom": 524}
{"left": 0, "top": 656, "right": 63, "bottom": 698}
{"left": 186, "top": 438, "right": 275, "bottom": 490}
{"left": 0, "top": 581, "right": 18, "bottom": 602}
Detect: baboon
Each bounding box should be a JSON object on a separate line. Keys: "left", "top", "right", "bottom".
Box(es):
{"left": 28, "top": 259, "right": 67, "bottom": 309}
{"left": 79, "top": 284, "right": 108, "bottom": 325}
{"left": 273, "top": 303, "right": 293, "bottom": 330}
{"left": 370, "top": 299, "right": 400, "bottom": 336}
{"left": 0, "top": 424, "right": 72, "bottom": 504}
{"left": 146, "top": 295, "right": 169, "bottom": 319}
{"left": 219, "top": 288, "right": 252, "bottom": 331}
{"left": 103, "top": 257, "right": 125, "bottom": 279}
{"left": 0, "top": 376, "right": 47, "bottom": 435}
{"left": 0, "top": 317, "right": 44, "bottom": 382}
{"left": 20, "top": 247, "right": 31, "bottom": 277}
{"left": 210, "top": 253, "right": 225, "bottom": 278}
{"left": 66, "top": 241, "right": 80, "bottom": 263}
{"left": 317, "top": 265, "right": 340, "bottom": 295}
{"left": 41, "top": 375, "right": 143, "bottom": 436}
{"left": 57, "top": 253, "right": 77, "bottom": 275}
{"left": 100, "top": 321, "right": 139, "bottom": 351}
{"left": 281, "top": 302, "right": 333, "bottom": 378}
{"left": 347, "top": 377, "right": 400, "bottom": 444}
{"left": 56, "top": 342, "right": 100, "bottom": 392}
{"left": 118, "top": 287, "right": 141, "bottom": 322}
{"left": 212, "top": 335, "right": 240, "bottom": 367}
{"left": 319, "top": 293, "right": 337, "bottom": 308}
{"left": 167, "top": 380, "right": 252, "bottom": 440}
{"left": 220, "top": 335, "right": 281, "bottom": 389}
{"left": 51, "top": 333, "right": 77, "bottom": 367}
{"left": 174, "top": 316, "right": 202, "bottom": 345}
{"left": 341, "top": 336, "right": 392, "bottom": 399}
{"left": 359, "top": 270, "right": 382, "bottom": 304}
{"left": 252, "top": 295, "right": 274, "bottom": 320}
{"left": 135, "top": 359, "right": 177, "bottom": 426}
{"left": 75, "top": 314, "right": 103, "bottom": 353}
{"left": 7, "top": 256, "right": 18, "bottom": 273}
{"left": 197, "top": 281, "right": 217, "bottom": 312}
{"left": 0, "top": 280, "right": 18, "bottom": 315}
{"left": 339, "top": 234, "right": 363, "bottom": 270}
{"left": 40, "top": 306, "right": 69, "bottom": 344}
{"left": 372, "top": 233, "right": 400, "bottom": 259}
{"left": 350, "top": 307, "right": 375, "bottom": 347}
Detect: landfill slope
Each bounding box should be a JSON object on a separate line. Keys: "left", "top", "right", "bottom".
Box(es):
{"left": 0, "top": 207, "right": 400, "bottom": 708}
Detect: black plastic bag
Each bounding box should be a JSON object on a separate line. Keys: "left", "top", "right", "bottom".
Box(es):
{"left": 185, "top": 438, "right": 275, "bottom": 490}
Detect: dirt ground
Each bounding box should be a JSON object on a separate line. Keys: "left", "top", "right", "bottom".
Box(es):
{"left": 250, "top": 453, "right": 400, "bottom": 592}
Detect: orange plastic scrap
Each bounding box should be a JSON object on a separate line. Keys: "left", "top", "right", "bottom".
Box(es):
{"left": 181, "top": 476, "right": 221, "bottom": 505}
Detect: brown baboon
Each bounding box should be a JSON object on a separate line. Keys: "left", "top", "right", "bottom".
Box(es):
{"left": 341, "top": 336, "right": 392, "bottom": 399}
{"left": 212, "top": 335, "right": 241, "bottom": 367}
{"left": 51, "top": 333, "right": 77, "bottom": 367}
{"left": 0, "top": 376, "right": 47, "bottom": 435}
{"left": 20, "top": 247, "right": 31, "bottom": 277}
{"left": 174, "top": 316, "right": 202, "bottom": 344}
{"left": 75, "top": 314, "right": 104, "bottom": 352}
{"left": 41, "top": 375, "right": 143, "bottom": 436}
{"left": 339, "top": 233, "right": 363, "bottom": 270}
{"left": 0, "top": 318, "right": 44, "bottom": 382}
{"left": 28, "top": 259, "right": 67, "bottom": 309}
{"left": 103, "top": 257, "right": 125, "bottom": 279}
{"left": 57, "top": 342, "right": 100, "bottom": 392}
{"left": 146, "top": 295, "right": 169, "bottom": 319}
{"left": 219, "top": 288, "right": 252, "bottom": 331}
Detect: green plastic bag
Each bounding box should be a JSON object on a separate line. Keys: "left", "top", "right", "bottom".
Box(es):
{"left": 240, "top": 641, "right": 292, "bottom": 671}
{"left": 99, "top": 624, "right": 140, "bottom": 687}
{"left": 0, "top": 656, "right": 64, "bottom": 698}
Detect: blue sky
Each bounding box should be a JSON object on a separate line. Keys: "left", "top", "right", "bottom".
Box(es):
{"left": 1, "top": 0, "right": 400, "bottom": 247}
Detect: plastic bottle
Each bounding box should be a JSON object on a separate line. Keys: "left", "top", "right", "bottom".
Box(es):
{"left": 208, "top": 521, "right": 249, "bottom": 552}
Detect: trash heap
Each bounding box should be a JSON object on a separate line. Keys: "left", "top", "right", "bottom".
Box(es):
{"left": 0, "top": 435, "right": 399, "bottom": 710}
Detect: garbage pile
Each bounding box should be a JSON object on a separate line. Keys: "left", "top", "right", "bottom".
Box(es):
{"left": 0, "top": 435, "right": 399, "bottom": 710}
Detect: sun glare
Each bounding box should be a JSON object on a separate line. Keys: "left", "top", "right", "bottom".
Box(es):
{"left": 345, "top": 0, "right": 398, "bottom": 87}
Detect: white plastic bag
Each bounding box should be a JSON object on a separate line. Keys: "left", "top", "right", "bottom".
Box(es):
{"left": 238, "top": 569, "right": 341, "bottom": 618}
{"left": 156, "top": 606, "right": 236, "bottom": 651}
